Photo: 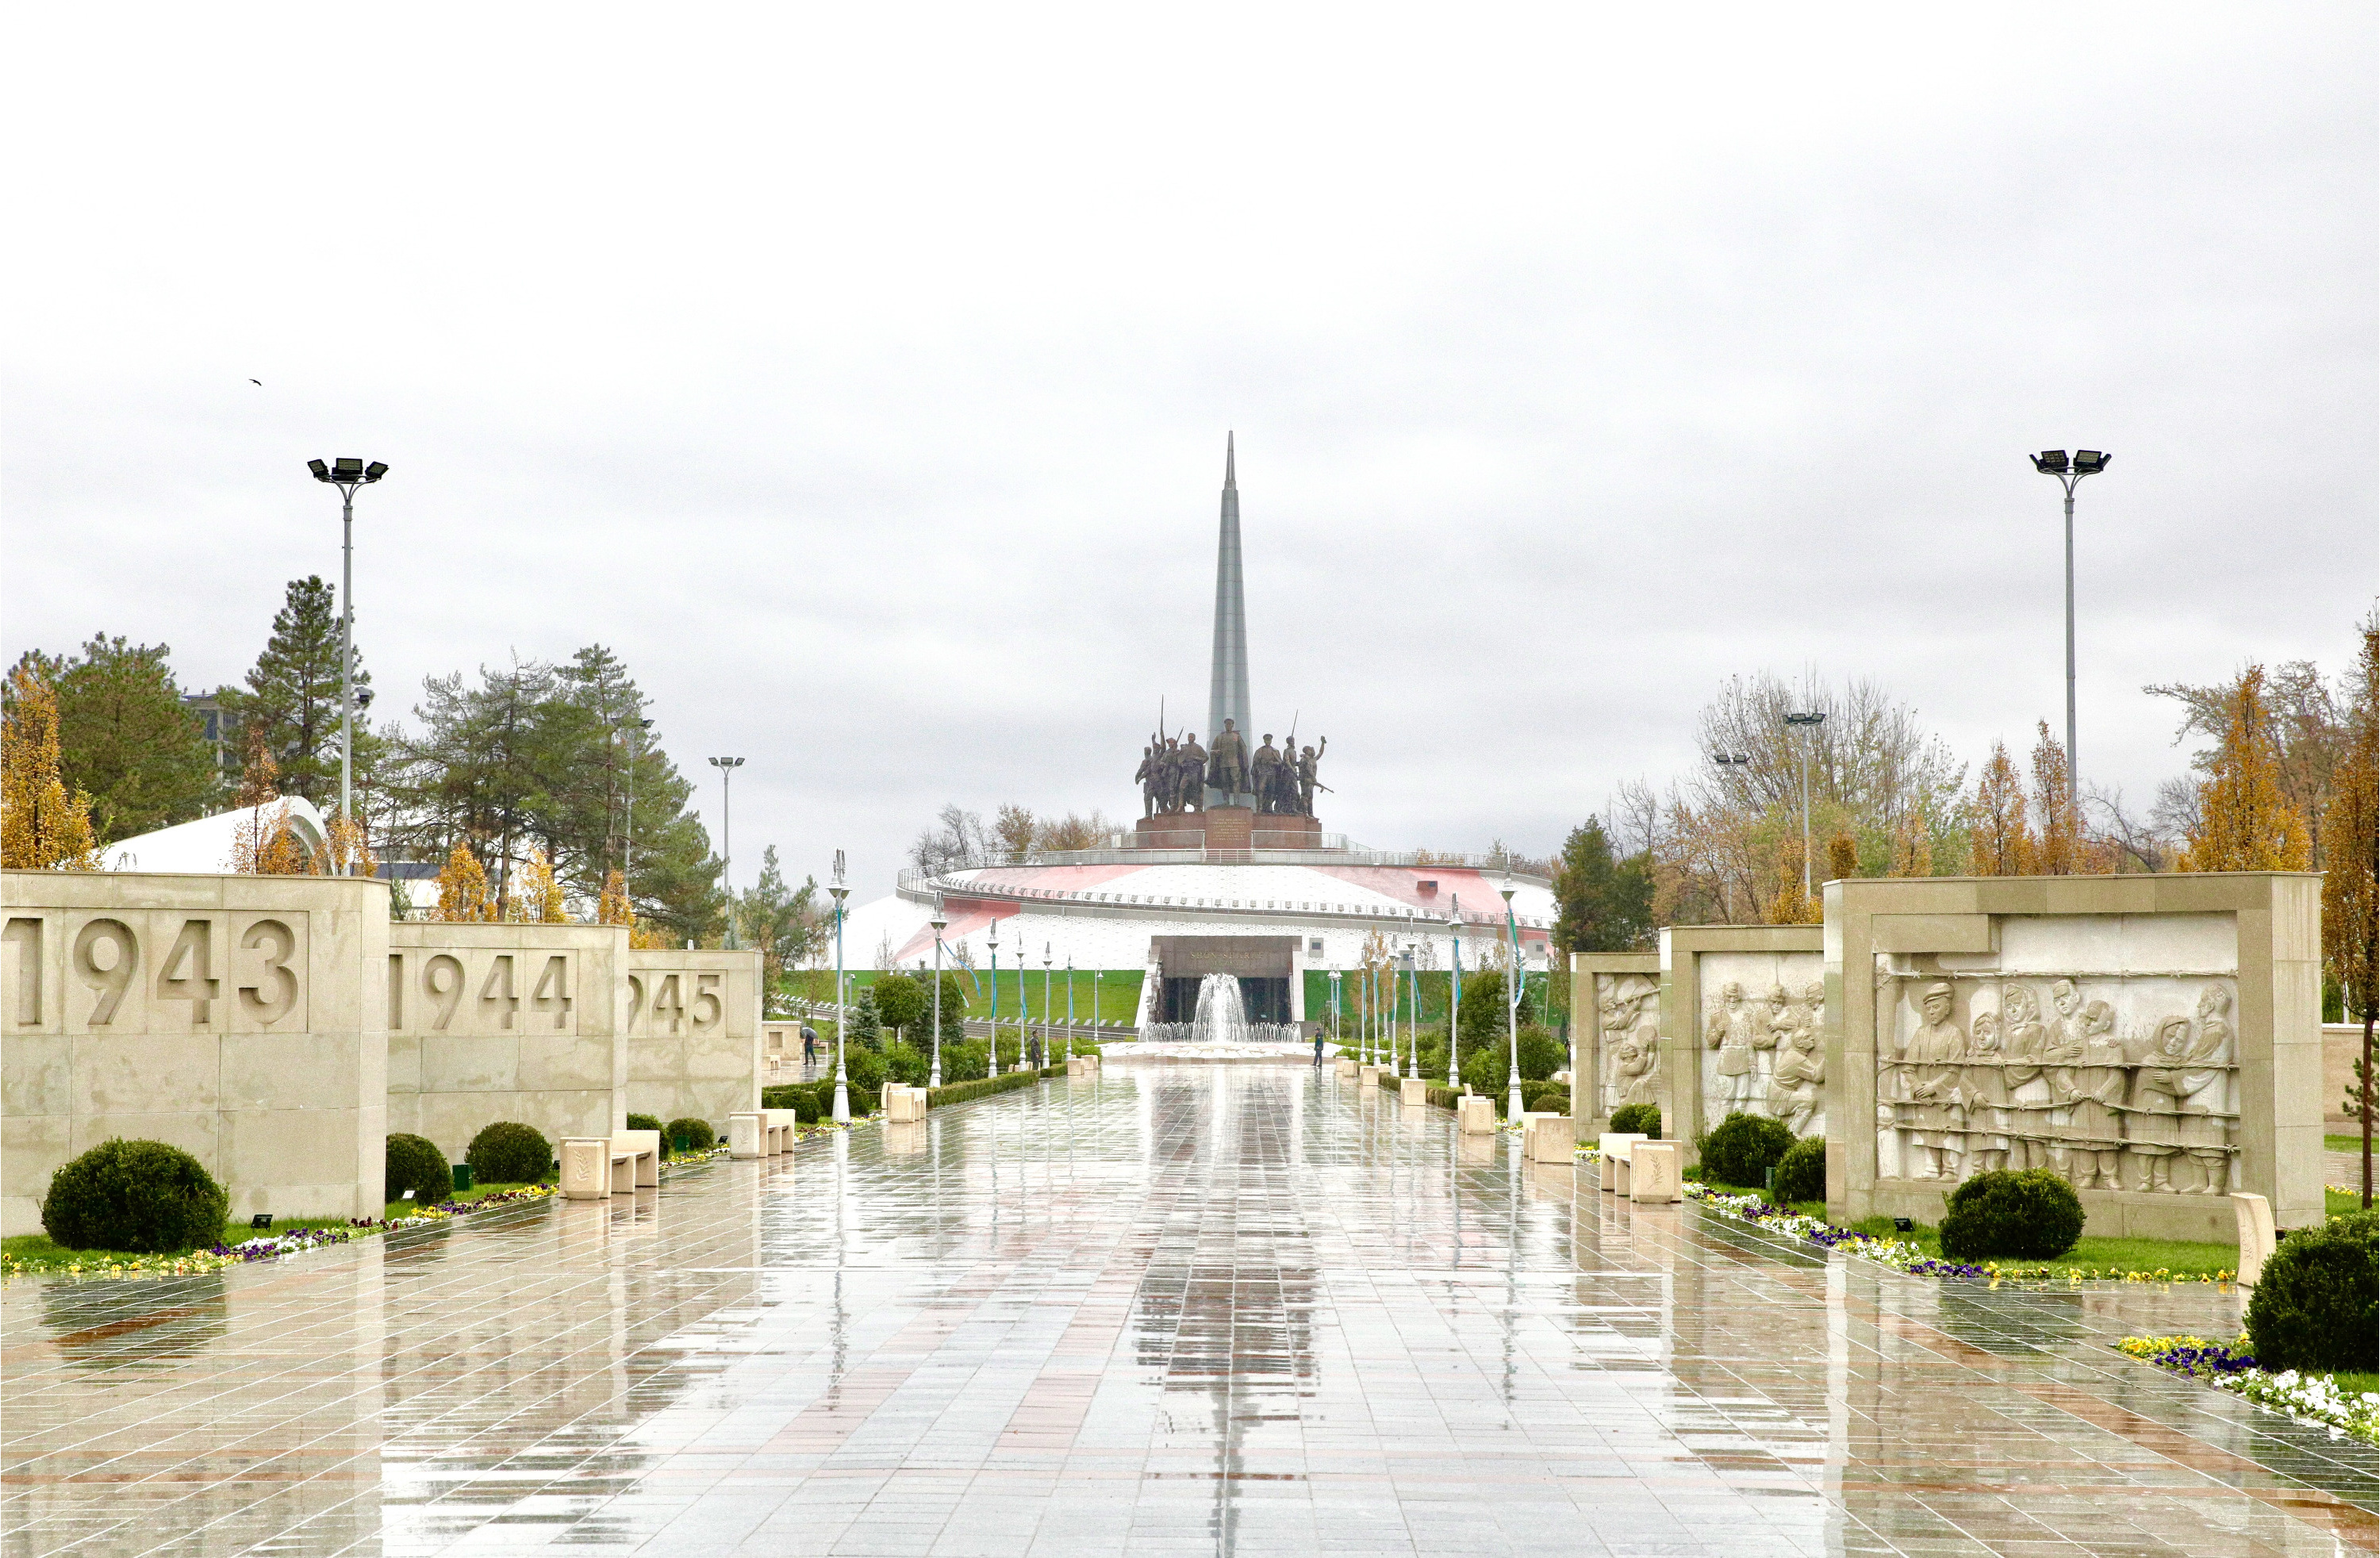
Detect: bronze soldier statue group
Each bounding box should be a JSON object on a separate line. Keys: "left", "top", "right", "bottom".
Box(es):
{"left": 1136, "top": 720, "right": 1327, "bottom": 818}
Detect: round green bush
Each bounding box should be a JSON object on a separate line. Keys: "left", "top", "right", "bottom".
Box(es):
{"left": 41, "top": 1138, "right": 229, "bottom": 1253}
{"left": 883, "top": 1042, "right": 930, "bottom": 1087}
{"left": 1772, "top": 1136, "right": 1825, "bottom": 1204}
{"left": 846, "top": 1084, "right": 877, "bottom": 1118}
{"left": 465, "top": 1121, "right": 552, "bottom": 1186}
{"left": 788, "top": 1088, "right": 821, "bottom": 1124}
{"left": 1516, "top": 1027, "right": 1567, "bottom": 1081}
{"left": 839, "top": 1045, "right": 887, "bottom": 1092}
{"left": 2244, "top": 1218, "right": 2378, "bottom": 1372}
{"left": 665, "top": 1117, "right": 716, "bottom": 1153}
{"left": 385, "top": 1133, "right": 453, "bottom": 1208}
{"left": 625, "top": 1112, "right": 662, "bottom": 1134}
{"left": 1698, "top": 1111, "right": 1796, "bottom": 1190}
{"left": 1937, "top": 1168, "right": 2084, "bottom": 1261}
{"left": 1608, "top": 1103, "right": 1661, "bottom": 1138}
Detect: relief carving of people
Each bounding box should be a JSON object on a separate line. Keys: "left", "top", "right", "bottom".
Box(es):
{"left": 1598, "top": 976, "right": 1658, "bottom": 1111}
{"left": 1963, "top": 1009, "right": 2011, "bottom": 1174}
{"left": 1900, "top": 981, "right": 1968, "bottom": 1180}
{"left": 2178, "top": 985, "right": 2236, "bottom": 1194}
{"left": 2125, "top": 1015, "right": 2196, "bottom": 1193}
{"left": 2000, "top": 984, "right": 2055, "bottom": 1172}
{"left": 1767, "top": 1024, "right": 1824, "bottom": 1137}
{"left": 1706, "top": 981, "right": 1762, "bottom": 1110}
{"left": 1613, "top": 1023, "right": 1660, "bottom": 1108}
{"left": 2053, "top": 999, "right": 2125, "bottom": 1190}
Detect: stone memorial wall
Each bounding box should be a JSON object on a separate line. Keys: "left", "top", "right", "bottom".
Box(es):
{"left": 1657, "top": 925, "right": 1825, "bottom": 1146}
{"left": 387, "top": 922, "right": 630, "bottom": 1163}
{"left": 625, "top": 948, "right": 762, "bottom": 1130}
{"left": 0, "top": 870, "right": 389, "bottom": 1235}
{"left": 1826, "top": 873, "right": 2322, "bottom": 1241}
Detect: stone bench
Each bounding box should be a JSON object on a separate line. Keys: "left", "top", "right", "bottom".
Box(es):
{"left": 1067, "top": 1054, "right": 1100, "bottom": 1078}
{"left": 1357, "top": 1063, "right": 1383, "bottom": 1088}
{"left": 2231, "top": 1191, "right": 2277, "bottom": 1286}
{"left": 728, "top": 1111, "right": 795, "bottom": 1158}
{"left": 1521, "top": 1112, "right": 1573, "bottom": 1165}
{"left": 1399, "top": 1076, "right": 1430, "bottom": 1106}
{"left": 1627, "top": 1140, "right": 1680, "bottom": 1203}
{"left": 559, "top": 1129, "right": 660, "bottom": 1199}
{"left": 884, "top": 1083, "right": 929, "bottom": 1123}
{"left": 1334, "top": 1057, "right": 1358, "bottom": 1080}
{"left": 1457, "top": 1093, "right": 1496, "bottom": 1134}
{"left": 1596, "top": 1132, "right": 1649, "bottom": 1195}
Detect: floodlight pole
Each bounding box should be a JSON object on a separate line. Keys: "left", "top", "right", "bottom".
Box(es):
{"left": 711, "top": 757, "right": 744, "bottom": 946}
{"left": 1783, "top": 714, "right": 1825, "bottom": 899}
{"left": 2032, "top": 449, "right": 2112, "bottom": 813}
{"left": 308, "top": 457, "right": 386, "bottom": 870}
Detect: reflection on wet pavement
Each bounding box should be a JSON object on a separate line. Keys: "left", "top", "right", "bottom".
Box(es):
{"left": 2, "top": 1067, "right": 2373, "bottom": 1556}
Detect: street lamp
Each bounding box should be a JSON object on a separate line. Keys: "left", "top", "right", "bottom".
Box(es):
{"left": 1500, "top": 873, "right": 1522, "bottom": 1120}
{"left": 1447, "top": 896, "right": 1463, "bottom": 1092}
{"left": 1329, "top": 966, "right": 1342, "bottom": 1061}
{"left": 987, "top": 918, "right": 1003, "bottom": 1075}
{"left": 1040, "top": 944, "right": 1054, "bottom": 1071}
{"left": 1400, "top": 948, "right": 1418, "bottom": 1079}
{"left": 1783, "top": 712, "right": 1825, "bottom": 899}
{"left": 828, "top": 851, "right": 850, "bottom": 1123}
{"left": 710, "top": 757, "right": 744, "bottom": 946}
{"left": 928, "top": 895, "right": 948, "bottom": 1088}
{"left": 1092, "top": 967, "right": 1103, "bottom": 1052}
{"left": 1064, "top": 954, "right": 1076, "bottom": 1067}
{"left": 307, "top": 455, "right": 387, "bottom": 867}
{"left": 2032, "top": 447, "right": 2112, "bottom": 813}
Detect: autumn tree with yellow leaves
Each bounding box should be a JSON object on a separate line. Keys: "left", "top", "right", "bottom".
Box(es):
{"left": 1765, "top": 837, "right": 1818, "bottom": 924}
{"left": 522, "top": 849, "right": 567, "bottom": 923}
{"left": 0, "top": 665, "right": 100, "bottom": 869}
{"left": 2322, "top": 624, "right": 2378, "bottom": 1206}
{"left": 2180, "top": 665, "right": 2314, "bottom": 871}
{"left": 433, "top": 841, "right": 497, "bottom": 922}
{"left": 228, "top": 731, "right": 309, "bottom": 874}
{"left": 1967, "top": 741, "right": 2033, "bottom": 875}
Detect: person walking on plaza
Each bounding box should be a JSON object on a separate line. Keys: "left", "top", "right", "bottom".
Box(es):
{"left": 801, "top": 1025, "right": 818, "bottom": 1070}
{"left": 1312, "top": 1023, "right": 1325, "bottom": 1067}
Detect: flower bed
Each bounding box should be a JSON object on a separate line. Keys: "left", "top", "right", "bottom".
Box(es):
{"left": 2118, "top": 1335, "right": 2379, "bottom": 1444}
{"left": 1576, "top": 1148, "right": 2236, "bottom": 1286}
{"left": 5, "top": 1185, "right": 555, "bottom": 1284}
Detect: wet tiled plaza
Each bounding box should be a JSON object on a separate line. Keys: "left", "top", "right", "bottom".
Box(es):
{"left": 3, "top": 1065, "right": 2374, "bottom": 1556}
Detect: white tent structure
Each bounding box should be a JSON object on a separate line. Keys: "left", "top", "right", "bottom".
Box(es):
{"left": 102, "top": 797, "right": 330, "bottom": 874}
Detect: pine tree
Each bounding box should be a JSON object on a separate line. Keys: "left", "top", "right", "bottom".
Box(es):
{"left": 0, "top": 665, "right": 99, "bottom": 869}
{"left": 18, "top": 636, "right": 217, "bottom": 842}
{"left": 2321, "top": 621, "right": 2378, "bottom": 1207}
{"left": 1550, "top": 818, "right": 1654, "bottom": 953}
{"left": 1968, "top": 741, "right": 2034, "bottom": 875}
{"left": 222, "top": 577, "right": 377, "bottom": 809}
{"left": 2182, "top": 665, "right": 2314, "bottom": 870}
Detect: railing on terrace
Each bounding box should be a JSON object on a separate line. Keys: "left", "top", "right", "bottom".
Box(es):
{"left": 892, "top": 863, "right": 1556, "bottom": 931}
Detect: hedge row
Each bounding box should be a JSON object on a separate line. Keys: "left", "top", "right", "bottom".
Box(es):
{"left": 926, "top": 1070, "right": 1041, "bottom": 1109}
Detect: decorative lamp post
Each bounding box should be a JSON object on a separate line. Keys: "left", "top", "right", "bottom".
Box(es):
{"left": 987, "top": 918, "right": 1002, "bottom": 1075}
{"left": 1041, "top": 943, "right": 1054, "bottom": 1071}
{"left": 1329, "top": 966, "right": 1341, "bottom": 1058}
{"left": 1447, "top": 896, "right": 1463, "bottom": 1091}
{"left": 709, "top": 756, "right": 745, "bottom": 946}
{"left": 1500, "top": 873, "right": 1523, "bottom": 1120}
{"left": 1092, "top": 967, "right": 1103, "bottom": 1050}
{"left": 1401, "top": 949, "right": 1418, "bottom": 1079}
{"left": 829, "top": 851, "right": 850, "bottom": 1123}
{"left": 1782, "top": 712, "right": 1825, "bottom": 900}
{"left": 306, "top": 456, "right": 387, "bottom": 868}
{"left": 928, "top": 895, "right": 948, "bottom": 1088}
{"left": 2031, "top": 447, "right": 2112, "bottom": 812}
{"left": 1064, "top": 954, "right": 1076, "bottom": 1067}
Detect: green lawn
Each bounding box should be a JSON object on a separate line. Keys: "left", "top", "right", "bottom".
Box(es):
{"left": 3, "top": 1180, "right": 549, "bottom": 1275}
{"left": 781, "top": 969, "right": 1146, "bottom": 1027}
{"left": 2325, "top": 1134, "right": 2374, "bottom": 1157}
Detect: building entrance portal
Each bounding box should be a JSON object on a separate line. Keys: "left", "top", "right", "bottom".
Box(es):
{"left": 1150, "top": 934, "right": 1299, "bottom": 1027}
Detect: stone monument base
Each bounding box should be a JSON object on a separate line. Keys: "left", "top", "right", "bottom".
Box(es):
{"left": 1134, "top": 808, "right": 1323, "bottom": 851}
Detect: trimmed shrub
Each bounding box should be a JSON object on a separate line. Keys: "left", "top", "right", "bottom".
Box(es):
{"left": 840, "top": 1045, "right": 887, "bottom": 1093}
{"left": 883, "top": 1042, "right": 931, "bottom": 1087}
{"left": 927, "top": 1070, "right": 1038, "bottom": 1107}
{"left": 1516, "top": 1027, "right": 1566, "bottom": 1081}
{"left": 1522, "top": 1081, "right": 1570, "bottom": 1113}
{"left": 1608, "top": 1103, "right": 1661, "bottom": 1138}
{"left": 1772, "top": 1136, "right": 1825, "bottom": 1204}
{"left": 1698, "top": 1111, "right": 1796, "bottom": 1191}
{"left": 41, "top": 1138, "right": 229, "bottom": 1253}
{"left": 466, "top": 1121, "right": 552, "bottom": 1186}
{"left": 1937, "top": 1168, "right": 2084, "bottom": 1261}
{"left": 625, "top": 1113, "right": 662, "bottom": 1134}
{"left": 2244, "top": 1216, "right": 2378, "bottom": 1372}
{"left": 385, "top": 1133, "right": 453, "bottom": 1208}
{"left": 787, "top": 1088, "right": 821, "bottom": 1124}
{"left": 665, "top": 1117, "right": 716, "bottom": 1153}
{"left": 846, "top": 1084, "right": 877, "bottom": 1118}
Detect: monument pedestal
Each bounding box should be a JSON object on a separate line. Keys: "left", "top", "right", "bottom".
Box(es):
{"left": 1133, "top": 808, "right": 1323, "bottom": 852}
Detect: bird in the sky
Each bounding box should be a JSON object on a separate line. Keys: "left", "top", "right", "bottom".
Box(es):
{"left": 249, "top": 378, "right": 262, "bottom": 386}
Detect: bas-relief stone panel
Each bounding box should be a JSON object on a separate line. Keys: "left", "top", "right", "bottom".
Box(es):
{"left": 1591, "top": 973, "right": 1662, "bottom": 1115}
{"left": 1698, "top": 950, "right": 1827, "bottom": 1137}
{"left": 1875, "top": 913, "right": 2240, "bottom": 1197}
{"left": 1, "top": 873, "right": 386, "bottom": 1236}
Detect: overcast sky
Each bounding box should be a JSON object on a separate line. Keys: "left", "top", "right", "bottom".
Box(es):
{"left": 4, "top": 9, "right": 2373, "bottom": 896}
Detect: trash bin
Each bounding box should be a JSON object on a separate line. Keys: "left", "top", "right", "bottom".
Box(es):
{"left": 451, "top": 1163, "right": 474, "bottom": 1192}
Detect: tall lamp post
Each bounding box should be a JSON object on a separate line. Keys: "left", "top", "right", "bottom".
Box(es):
{"left": 2031, "top": 447, "right": 2112, "bottom": 813}
{"left": 710, "top": 756, "right": 744, "bottom": 946}
{"left": 1092, "top": 967, "right": 1103, "bottom": 1050}
{"left": 1064, "top": 954, "right": 1076, "bottom": 1067}
{"left": 306, "top": 456, "right": 387, "bottom": 868}
{"left": 1500, "top": 873, "right": 1523, "bottom": 1120}
{"left": 1447, "top": 896, "right": 1463, "bottom": 1091}
{"left": 1329, "top": 967, "right": 1342, "bottom": 1060}
{"left": 1041, "top": 944, "right": 1054, "bottom": 1070}
{"left": 1402, "top": 949, "right": 1418, "bottom": 1080}
{"left": 829, "top": 851, "right": 850, "bottom": 1123}
{"left": 1782, "top": 713, "right": 1825, "bottom": 900}
{"left": 987, "top": 919, "right": 1003, "bottom": 1074}
{"left": 928, "top": 895, "right": 948, "bottom": 1088}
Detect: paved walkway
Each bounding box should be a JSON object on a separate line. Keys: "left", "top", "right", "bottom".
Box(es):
{"left": 2, "top": 1067, "right": 2373, "bottom": 1556}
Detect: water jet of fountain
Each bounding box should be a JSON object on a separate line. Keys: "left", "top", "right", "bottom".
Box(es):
{"left": 1188, "top": 973, "right": 1249, "bottom": 1045}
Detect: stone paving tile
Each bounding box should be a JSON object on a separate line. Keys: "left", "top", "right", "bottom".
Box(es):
{"left": 2, "top": 1067, "right": 2374, "bottom": 1557}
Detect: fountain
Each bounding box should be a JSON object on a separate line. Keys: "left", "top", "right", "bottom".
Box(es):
{"left": 1188, "top": 972, "right": 1248, "bottom": 1045}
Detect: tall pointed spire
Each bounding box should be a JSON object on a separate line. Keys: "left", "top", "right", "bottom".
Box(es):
{"left": 1207, "top": 432, "right": 1251, "bottom": 802}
